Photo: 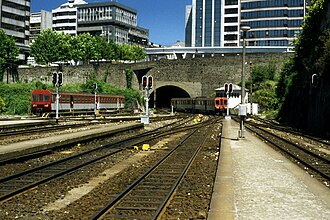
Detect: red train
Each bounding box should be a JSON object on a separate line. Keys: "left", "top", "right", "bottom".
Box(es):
{"left": 171, "top": 97, "right": 227, "bottom": 115}
{"left": 31, "top": 89, "right": 125, "bottom": 115}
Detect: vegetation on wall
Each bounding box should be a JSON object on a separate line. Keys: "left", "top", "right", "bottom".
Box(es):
{"left": 276, "top": 0, "right": 330, "bottom": 133}
{"left": 0, "top": 83, "right": 34, "bottom": 115}
{"left": 125, "top": 68, "right": 134, "bottom": 89}
{"left": 0, "top": 79, "right": 142, "bottom": 115}
{"left": 30, "top": 29, "right": 146, "bottom": 65}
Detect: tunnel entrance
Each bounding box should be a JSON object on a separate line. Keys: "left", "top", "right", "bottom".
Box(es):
{"left": 149, "top": 85, "right": 190, "bottom": 108}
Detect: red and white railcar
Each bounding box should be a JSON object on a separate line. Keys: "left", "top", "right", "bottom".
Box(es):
{"left": 31, "top": 89, "right": 125, "bottom": 114}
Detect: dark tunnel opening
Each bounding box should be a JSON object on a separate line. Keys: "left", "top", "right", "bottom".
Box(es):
{"left": 148, "top": 86, "right": 190, "bottom": 108}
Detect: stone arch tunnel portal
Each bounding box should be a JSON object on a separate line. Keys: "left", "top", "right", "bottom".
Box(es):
{"left": 149, "top": 85, "right": 190, "bottom": 109}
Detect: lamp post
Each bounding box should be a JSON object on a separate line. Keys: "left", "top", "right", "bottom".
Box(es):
{"left": 239, "top": 25, "right": 250, "bottom": 138}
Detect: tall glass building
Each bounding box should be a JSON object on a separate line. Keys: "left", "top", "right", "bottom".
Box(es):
{"left": 186, "top": 0, "right": 240, "bottom": 47}
{"left": 241, "top": 0, "right": 309, "bottom": 47}
{"left": 185, "top": 0, "right": 309, "bottom": 48}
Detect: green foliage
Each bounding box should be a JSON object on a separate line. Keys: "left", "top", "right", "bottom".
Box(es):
{"left": 125, "top": 68, "right": 134, "bottom": 89}
{"left": 0, "top": 83, "right": 34, "bottom": 115}
{"left": 30, "top": 29, "right": 147, "bottom": 65}
{"left": 0, "top": 96, "right": 5, "bottom": 112}
{"left": 62, "top": 77, "right": 142, "bottom": 109}
{"left": 253, "top": 81, "right": 279, "bottom": 111}
{"left": 30, "top": 29, "right": 67, "bottom": 64}
{"left": 0, "top": 29, "right": 20, "bottom": 80}
{"left": 131, "top": 45, "right": 147, "bottom": 61}
{"left": 276, "top": 59, "right": 297, "bottom": 104}
{"left": 0, "top": 80, "right": 142, "bottom": 115}
{"left": 250, "top": 62, "right": 276, "bottom": 90}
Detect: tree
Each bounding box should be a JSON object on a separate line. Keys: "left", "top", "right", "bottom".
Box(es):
{"left": 92, "top": 36, "right": 111, "bottom": 61}
{"left": 276, "top": 58, "right": 296, "bottom": 104}
{"left": 30, "top": 29, "right": 67, "bottom": 64}
{"left": 0, "top": 29, "right": 19, "bottom": 80}
{"left": 253, "top": 80, "right": 279, "bottom": 111}
{"left": 120, "top": 44, "right": 135, "bottom": 61}
{"left": 131, "top": 45, "right": 147, "bottom": 61}
{"left": 76, "top": 33, "right": 95, "bottom": 64}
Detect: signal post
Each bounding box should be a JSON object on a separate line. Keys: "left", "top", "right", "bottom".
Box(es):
{"left": 141, "top": 75, "right": 153, "bottom": 124}
{"left": 224, "top": 83, "right": 233, "bottom": 120}
{"left": 52, "top": 72, "right": 63, "bottom": 124}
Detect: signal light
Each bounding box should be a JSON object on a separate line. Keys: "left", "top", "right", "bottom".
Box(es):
{"left": 142, "top": 76, "right": 147, "bottom": 89}
{"left": 52, "top": 72, "right": 57, "bottom": 85}
{"left": 148, "top": 76, "right": 153, "bottom": 89}
{"left": 224, "top": 83, "right": 228, "bottom": 94}
{"left": 58, "top": 72, "right": 63, "bottom": 86}
{"left": 229, "top": 83, "right": 233, "bottom": 93}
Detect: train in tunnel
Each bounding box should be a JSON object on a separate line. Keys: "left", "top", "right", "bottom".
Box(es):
{"left": 171, "top": 97, "right": 227, "bottom": 115}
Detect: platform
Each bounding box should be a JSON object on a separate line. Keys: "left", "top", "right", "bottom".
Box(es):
{"left": 208, "top": 119, "right": 330, "bottom": 219}
{"left": 0, "top": 122, "right": 143, "bottom": 163}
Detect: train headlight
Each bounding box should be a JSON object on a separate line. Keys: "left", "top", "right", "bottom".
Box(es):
{"left": 33, "top": 104, "right": 37, "bottom": 107}
{"left": 44, "top": 104, "right": 49, "bottom": 107}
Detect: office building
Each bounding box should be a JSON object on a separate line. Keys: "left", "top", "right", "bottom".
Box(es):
{"left": 185, "top": 0, "right": 309, "bottom": 48}
{"left": 52, "top": 0, "right": 87, "bottom": 35}
{"left": 186, "top": 0, "right": 240, "bottom": 47}
{"left": 77, "top": 2, "right": 148, "bottom": 46}
{"left": 241, "top": 0, "right": 309, "bottom": 47}
{"left": 0, "top": 0, "right": 30, "bottom": 60}
{"left": 29, "top": 10, "right": 52, "bottom": 44}
{"left": 51, "top": 0, "right": 148, "bottom": 46}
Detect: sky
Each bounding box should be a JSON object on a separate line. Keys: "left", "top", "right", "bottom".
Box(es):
{"left": 31, "top": 0, "right": 191, "bottom": 46}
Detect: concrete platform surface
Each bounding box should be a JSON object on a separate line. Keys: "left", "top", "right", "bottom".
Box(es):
{"left": 208, "top": 119, "right": 330, "bottom": 220}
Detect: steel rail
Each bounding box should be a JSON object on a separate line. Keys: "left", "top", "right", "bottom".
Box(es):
{"left": 0, "top": 117, "right": 199, "bottom": 203}
{"left": 243, "top": 120, "right": 330, "bottom": 182}
{"left": 89, "top": 119, "right": 215, "bottom": 220}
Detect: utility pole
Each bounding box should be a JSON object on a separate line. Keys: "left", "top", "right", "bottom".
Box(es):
{"left": 239, "top": 26, "right": 250, "bottom": 138}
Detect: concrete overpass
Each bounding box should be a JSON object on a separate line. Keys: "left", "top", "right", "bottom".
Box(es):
{"left": 145, "top": 46, "right": 293, "bottom": 60}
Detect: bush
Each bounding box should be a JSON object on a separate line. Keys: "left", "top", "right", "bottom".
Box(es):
{"left": 0, "top": 83, "right": 34, "bottom": 115}
{"left": 0, "top": 96, "right": 5, "bottom": 112}
{"left": 0, "top": 80, "right": 143, "bottom": 115}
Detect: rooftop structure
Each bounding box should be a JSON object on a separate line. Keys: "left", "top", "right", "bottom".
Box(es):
{"left": 77, "top": 1, "right": 148, "bottom": 46}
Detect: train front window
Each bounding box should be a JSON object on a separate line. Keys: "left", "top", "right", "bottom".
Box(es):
{"left": 32, "top": 94, "right": 38, "bottom": 101}
{"left": 215, "top": 100, "right": 220, "bottom": 105}
{"left": 44, "top": 95, "right": 50, "bottom": 102}
{"left": 39, "top": 94, "right": 43, "bottom": 102}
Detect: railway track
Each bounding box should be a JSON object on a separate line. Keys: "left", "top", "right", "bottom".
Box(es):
{"left": 242, "top": 118, "right": 330, "bottom": 185}
{"left": 251, "top": 116, "right": 330, "bottom": 148}
{"left": 90, "top": 119, "right": 215, "bottom": 219}
{"left": 0, "top": 122, "right": 89, "bottom": 138}
{"left": 0, "top": 116, "right": 204, "bottom": 203}
{"left": 0, "top": 115, "right": 178, "bottom": 139}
